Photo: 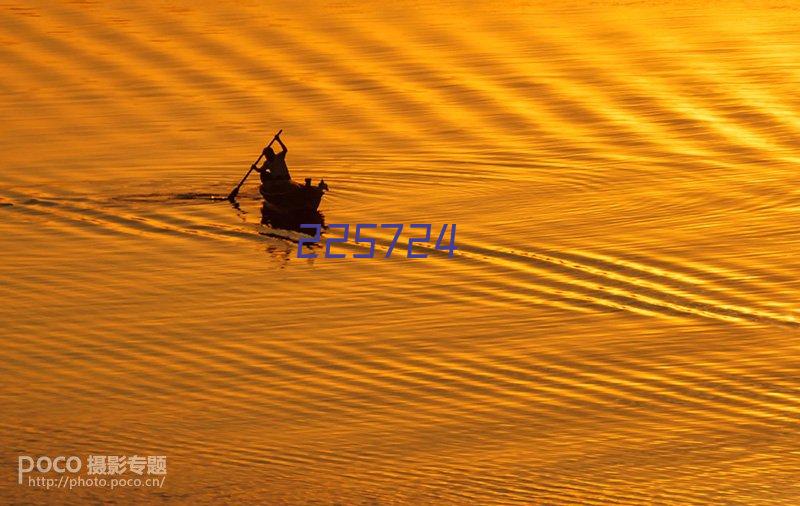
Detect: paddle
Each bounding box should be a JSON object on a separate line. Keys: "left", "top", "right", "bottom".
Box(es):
{"left": 226, "top": 129, "right": 282, "bottom": 201}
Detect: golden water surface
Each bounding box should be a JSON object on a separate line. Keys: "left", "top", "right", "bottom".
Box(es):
{"left": 2, "top": 1, "right": 800, "bottom": 504}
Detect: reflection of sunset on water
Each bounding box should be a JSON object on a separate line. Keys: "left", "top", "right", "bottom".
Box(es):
{"left": 2, "top": 1, "right": 800, "bottom": 503}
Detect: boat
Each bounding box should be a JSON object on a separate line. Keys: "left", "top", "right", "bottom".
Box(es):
{"left": 260, "top": 202, "right": 324, "bottom": 234}
{"left": 259, "top": 177, "right": 328, "bottom": 213}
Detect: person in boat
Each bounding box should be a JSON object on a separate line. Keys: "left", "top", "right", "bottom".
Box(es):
{"left": 253, "top": 133, "right": 290, "bottom": 182}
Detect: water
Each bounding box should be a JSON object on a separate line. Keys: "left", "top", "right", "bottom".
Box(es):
{"left": 2, "top": 1, "right": 800, "bottom": 503}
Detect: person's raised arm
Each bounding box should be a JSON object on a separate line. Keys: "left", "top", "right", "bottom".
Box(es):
{"left": 275, "top": 134, "right": 288, "bottom": 154}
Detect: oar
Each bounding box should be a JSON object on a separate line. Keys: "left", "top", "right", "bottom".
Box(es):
{"left": 226, "top": 129, "right": 282, "bottom": 201}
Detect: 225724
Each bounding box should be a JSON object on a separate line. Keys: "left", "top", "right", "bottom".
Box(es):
{"left": 297, "top": 224, "right": 457, "bottom": 259}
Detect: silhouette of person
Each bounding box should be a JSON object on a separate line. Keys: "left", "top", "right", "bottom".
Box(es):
{"left": 253, "top": 133, "right": 290, "bottom": 182}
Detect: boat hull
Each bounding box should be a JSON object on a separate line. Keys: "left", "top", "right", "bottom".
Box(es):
{"left": 259, "top": 180, "right": 325, "bottom": 212}
{"left": 260, "top": 203, "right": 324, "bottom": 233}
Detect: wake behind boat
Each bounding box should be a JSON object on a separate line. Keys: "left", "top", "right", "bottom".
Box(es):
{"left": 227, "top": 129, "right": 329, "bottom": 213}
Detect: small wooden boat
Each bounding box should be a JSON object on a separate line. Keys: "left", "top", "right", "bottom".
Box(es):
{"left": 259, "top": 177, "right": 328, "bottom": 213}
{"left": 260, "top": 202, "right": 324, "bottom": 233}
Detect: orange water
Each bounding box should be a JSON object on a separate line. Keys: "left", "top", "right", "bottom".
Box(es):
{"left": 2, "top": 1, "right": 800, "bottom": 504}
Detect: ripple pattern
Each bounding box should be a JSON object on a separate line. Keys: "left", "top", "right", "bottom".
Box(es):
{"left": 2, "top": 1, "right": 800, "bottom": 504}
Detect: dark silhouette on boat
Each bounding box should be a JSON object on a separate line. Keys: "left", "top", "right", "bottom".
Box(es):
{"left": 226, "top": 130, "right": 329, "bottom": 212}
{"left": 253, "top": 132, "right": 329, "bottom": 213}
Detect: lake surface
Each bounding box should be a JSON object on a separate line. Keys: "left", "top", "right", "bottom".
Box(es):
{"left": 2, "top": 1, "right": 800, "bottom": 503}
